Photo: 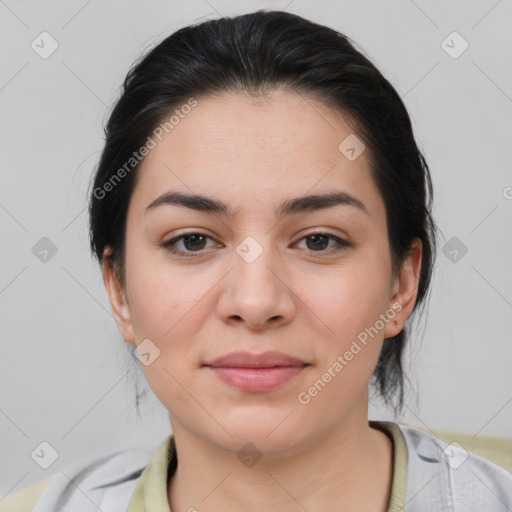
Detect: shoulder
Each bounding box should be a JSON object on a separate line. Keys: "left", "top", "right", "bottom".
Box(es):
{"left": 395, "top": 422, "right": 512, "bottom": 511}
{"left": 0, "top": 443, "right": 157, "bottom": 512}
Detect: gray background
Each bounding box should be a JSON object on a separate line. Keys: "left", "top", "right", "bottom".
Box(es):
{"left": 1, "top": 0, "right": 511, "bottom": 494}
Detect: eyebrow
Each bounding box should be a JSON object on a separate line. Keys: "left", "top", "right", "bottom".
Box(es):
{"left": 145, "top": 190, "right": 369, "bottom": 217}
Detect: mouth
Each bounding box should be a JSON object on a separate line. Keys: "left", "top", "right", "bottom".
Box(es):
{"left": 203, "top": 351, "right": 310, "bottom": 392}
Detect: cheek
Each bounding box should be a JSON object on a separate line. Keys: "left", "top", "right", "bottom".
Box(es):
{"left": 126, "top": 260, "right": 206, "bottom": 410}
{"left": 129, "top": 273, "right": 200, "bottom": 341}
{"left": 126, "top": 274, "right": 171, "bottom": 339}
{"left": 299, "top": 258, "right": 392, "bottom": 392}
{"left": 297, "top": 272, "right": 389, "bottom": 408}
{"left": 304, "top": 262, "right": 390, "bottom": 335}
{"left": 124, "top": 241, "right": 202, "bottom": 337}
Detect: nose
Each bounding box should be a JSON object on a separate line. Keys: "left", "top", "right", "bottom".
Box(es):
{"left": 215, "top": 240, "right": 297, "bottom": 331}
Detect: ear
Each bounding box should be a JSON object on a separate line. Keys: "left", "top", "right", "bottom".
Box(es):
{"left": 383, "top": 238, "right": 423, "bottom": 338}
{"left": 102, "top": 249, "right": 136, "bottom": 345}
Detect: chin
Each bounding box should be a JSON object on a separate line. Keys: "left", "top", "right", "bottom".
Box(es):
{"left": 216, "top": 408, "right": 304, "bottom": 451}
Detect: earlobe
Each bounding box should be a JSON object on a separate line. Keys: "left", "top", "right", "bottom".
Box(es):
{"left": 102, "top": 252, "right": 136, "bottom": 345}
{"left": 384, "top": 238, "right": 423, "bottom": 338}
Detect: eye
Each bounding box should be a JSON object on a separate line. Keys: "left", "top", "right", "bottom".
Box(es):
{"left": 294, "top": 232, "right": 351, "bottom": 254}
{"left": 162, "top": 233, "right": 218, "bottom": 257}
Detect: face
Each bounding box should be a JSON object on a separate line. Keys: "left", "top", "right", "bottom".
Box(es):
{"left": 104, "top": 89, "right": 421, "bottom": 455}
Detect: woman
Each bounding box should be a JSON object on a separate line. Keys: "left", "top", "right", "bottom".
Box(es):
{"left": 4, "top": 9, "right": 511, "bottom": 512}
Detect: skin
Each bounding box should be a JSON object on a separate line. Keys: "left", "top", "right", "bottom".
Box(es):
{"left": 103, "top": 89, "right": 422, "bottom": 512}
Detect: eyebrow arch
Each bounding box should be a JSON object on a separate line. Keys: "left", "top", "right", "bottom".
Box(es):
{"left": 145, "top": 191, "right": 369, "bottom": 217}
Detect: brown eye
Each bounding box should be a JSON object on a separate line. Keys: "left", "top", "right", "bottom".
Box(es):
{"left": 162, "top": 233, "right": 217, "bottom": 257}
{"left": 305, "top": 234, "right": 330, "bottom": 251}
{"left": 295, "top": 232, "right": 351, "bottom": 255}
{"left": 181, "top": 234, "right": 208, "bottom": 251}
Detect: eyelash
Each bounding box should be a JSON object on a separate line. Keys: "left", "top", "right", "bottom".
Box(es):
{"left": 161, "top": 232, "right": 351, "bottom": 258}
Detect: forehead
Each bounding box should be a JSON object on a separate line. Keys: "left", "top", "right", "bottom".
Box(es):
{"left": 130, "top": 90, "right": 383, "bottom": 220}
{"left": 146, "top": 90, "right": 359, "bottom": 169}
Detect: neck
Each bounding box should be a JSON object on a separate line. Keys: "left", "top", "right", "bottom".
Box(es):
{"left": 167, "top": 413, "right": 393, "bottom": 512}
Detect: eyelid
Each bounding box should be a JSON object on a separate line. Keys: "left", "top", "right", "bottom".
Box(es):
{"left": 299, "top": 226, "right": 350, "bottom": 240}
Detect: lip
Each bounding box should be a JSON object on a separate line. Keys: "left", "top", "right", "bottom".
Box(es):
{"left": 204, "top": 350, "right": 308, "bottom": 368}
{"left": 203, "top": 351, "right": 309, "bottom": 392}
